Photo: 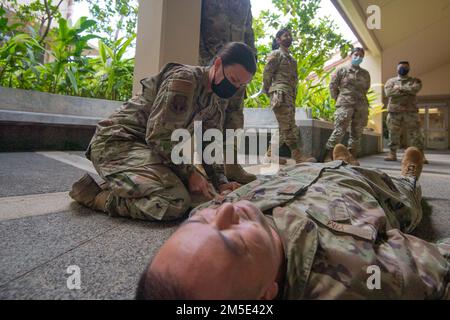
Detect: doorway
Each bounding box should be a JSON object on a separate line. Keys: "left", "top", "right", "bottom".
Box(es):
{"left": 418, "top": 103, "right": 449, "bottom": 150}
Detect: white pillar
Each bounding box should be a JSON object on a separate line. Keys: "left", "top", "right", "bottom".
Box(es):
{"left": 364, "top": 52, "right": 383, "bottom": 152}
{"left": 133, "top": 0, "right": 202, "bottom": 95}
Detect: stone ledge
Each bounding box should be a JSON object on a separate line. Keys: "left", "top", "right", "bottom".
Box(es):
{"left": 0, "top": 110, "right": 101, "bottom": 127}
{"left": 0, "top": 86, "right": 122, "bottom": 118}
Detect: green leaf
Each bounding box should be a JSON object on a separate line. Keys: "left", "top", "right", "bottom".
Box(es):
{"left": 66, "top": 68, "right": 79, "bottom": 94}
{"left": 116, "top": 34, "right": 135, "bottom": 60}
{"left": 98, "top": 40, "right": 107, "bottom": 64}
{"left": 79, "top": 19, "right": 97, "bottom": 32}
{"left": 58, "top": 18, "right": 69, "bottom": 39}
{"left": 103, "top": 44, "right": 114, "bottom": 60}
{"left": 0, "top": 17, "right": 8, "bottom": 29}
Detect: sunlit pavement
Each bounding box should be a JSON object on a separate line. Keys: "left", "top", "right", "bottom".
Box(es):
{"left": 0, "top": 150, "right": 449, "bottom": 299}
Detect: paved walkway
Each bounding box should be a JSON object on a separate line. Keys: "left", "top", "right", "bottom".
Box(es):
{"left": 0, "top": 150, "right": 449, "bottom": 299}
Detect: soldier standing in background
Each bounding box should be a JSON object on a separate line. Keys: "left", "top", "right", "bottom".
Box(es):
{"left": 199, "top": 0, "right": 257, "bottom": 184}
{"left": 324, "top": 47, "right": 371, "bottom": 165}
{"left": 263, "top": 28, "right": 316, "bottom": 163}
{"left": 384, "top": 61, "right": 428, "bottom": 163}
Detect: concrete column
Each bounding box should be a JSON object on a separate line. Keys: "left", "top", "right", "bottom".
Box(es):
{"left": 364, "top": 52, "right": 383, "bottom": 152}
{"left": 133, "top": 0, "right": 202, "bottom": 95}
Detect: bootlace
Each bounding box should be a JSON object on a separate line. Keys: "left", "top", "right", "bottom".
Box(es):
{"left": 404, "top": 163, "right": 417, "bottom": 177}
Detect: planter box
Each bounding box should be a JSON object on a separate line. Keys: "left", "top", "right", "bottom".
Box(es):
{"left": 0, "top": 87, "right": 381, "bottom": 157}
{"left": 243, "top": 108, "right": 381, "bottom": 160}
{"left": 0, "top": 87, "right": 122, "bottom": 151}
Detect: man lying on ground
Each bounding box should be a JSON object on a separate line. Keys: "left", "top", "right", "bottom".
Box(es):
{"left": 136, "top": 145, "right": 450, "bottom": 300}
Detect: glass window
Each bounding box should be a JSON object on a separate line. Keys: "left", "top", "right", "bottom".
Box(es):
{"left": 428, "top": 108, "right": 446, "bottom": 129}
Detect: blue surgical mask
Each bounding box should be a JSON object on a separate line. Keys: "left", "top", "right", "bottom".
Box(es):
{"left": 398, "top": 67, "right": 410, "bottom": 76}
{"left": 352, "top": 56, "right": 363, "bottom": 66}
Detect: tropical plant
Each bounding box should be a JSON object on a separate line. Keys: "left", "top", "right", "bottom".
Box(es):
{"left": 35, "top": 17, "right": 98, "bottom": 95}
{"left": 0, "top": 1, "right": 137, "bottom": 100}
{"left": 0, "top": 7, "right": 45, "bottom": 88}
{"left": 87, "top": 35, "right": 136, "bottom": 100}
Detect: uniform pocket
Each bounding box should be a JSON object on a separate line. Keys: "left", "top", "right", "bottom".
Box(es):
{"left": 272, "top": 91, "right": 285, "bottom": 105}
{"left": 306, "top": 207, "right": 377, "bottom": 242}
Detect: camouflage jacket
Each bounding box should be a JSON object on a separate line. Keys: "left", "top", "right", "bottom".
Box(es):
{"left": 263, "top": 49, "right": 298, "bottom": 96}
{"left": 199, "top": 0, "right": 255, "bottom": 66}
{"left": 87, "top": 63, "right": 229, "bottom": 186}
{"left": 385, "top": 76, "right": 422, "bottom": 113}
{"left": 192, "top": 162, "right": 450, "bottom": 299}
{"left": 330, "top": 64, "right": 371, "bottom": 107}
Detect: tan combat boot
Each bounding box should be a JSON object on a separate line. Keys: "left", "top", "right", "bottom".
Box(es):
{"left": 69, "top": 174, "right": 102, "bottom": 209}
{"left": 92, "top": 190, "right": 110, "bottom": 212}
{"left": 347, "top": 148, "right": 360, "bottom": 166}
{"left": 384, "top": 150, "right": 397, "bottom": 162}
{"left": 323, "top": 149, "right": 333, "bottom": 163}
{"left": 401, "top": 147, "right": 423, "bottom": 179}
{"left": 291, "top": 149, "right": 317, "bottom": 163}
{"left": 333, "top": 144, "right": 352, "bottom": 163}
{"left": 225, "top": 164, "right": 257, "bottom": 184}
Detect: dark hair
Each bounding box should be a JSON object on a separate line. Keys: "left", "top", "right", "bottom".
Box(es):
{"left": 215, "top": 42, "right": 257, "bottom": 75}
{"left": 272, "top": 28, "right": 291, "bottom": 50}
{"left": 135, "top": 266, "right": 192, "bottom": 300}
{"left": 351, "top": 47, "right": 365, "bottom": 55}
{"left": 398, "top": 61, "right": 410, "bottom": 65}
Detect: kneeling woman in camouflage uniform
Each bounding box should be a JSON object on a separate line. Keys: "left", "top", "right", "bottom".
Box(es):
{"left": 263, "top": 28, "right": 315, "bottom": 164}
{"left": 69, "top": 42, "right": 256, "bottom": 221}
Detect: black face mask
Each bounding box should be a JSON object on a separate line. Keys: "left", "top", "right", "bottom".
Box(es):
{"left": 211, "top": 65, "right": 239, "bottom": 99}
{"left": 398, "top": 67, "right": 410, "bottom": 76}
{"left": 281, "top": 39, "right": 292, "bottom": 48}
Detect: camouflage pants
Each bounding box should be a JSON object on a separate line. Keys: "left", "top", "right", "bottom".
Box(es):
{"left": 90, "top": 143, "right": 191, "bottom": 221}
{"left": 224, "top": 88, "right": 245, "bottom": 130}
{"left": 270, "top": 90, "right": 300, "bottom": 150}
{"left": 223, "top": 88, "right": 245, "bottom": 163}
{"left": 326, "top": 104, "right": 369, "bottom": 154}
{"left": 387, "top": 112, "right": 424, "bottom": 151}
{"left": 347, "top": 166, "right": 423, "bottom": 233}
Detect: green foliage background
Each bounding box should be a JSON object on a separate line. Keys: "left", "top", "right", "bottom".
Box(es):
{"left": 0, "top": 0, "right": 136, "bottom": 101}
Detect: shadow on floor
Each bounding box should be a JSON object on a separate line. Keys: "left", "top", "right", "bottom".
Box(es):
{"left": 412, "top": 198, "right": 436, "bottom": 242}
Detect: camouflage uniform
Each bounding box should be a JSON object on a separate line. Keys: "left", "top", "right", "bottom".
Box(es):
{"left": 263, "top": 48, "right": 300, "bottom": 150}
{"left": 193, "top": 162, "right": 450, "bottom": 299}
{"left": 326, "top": 65, "right": 371, "bottom": 154}
{"left": 199, "top": 0, "right": 255, "bottom": 133}
{"left": 86, "top": 63, "right": 229, "bottom": 221}
{"left": 385, "top": 76, "right": 424, "bottom": 151}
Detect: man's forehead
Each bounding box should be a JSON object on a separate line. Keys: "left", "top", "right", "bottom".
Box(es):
{"left": 225, "top": 64, "right": 252, "bottom": 84}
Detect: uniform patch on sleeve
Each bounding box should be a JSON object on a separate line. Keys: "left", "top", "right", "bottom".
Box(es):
{"left": 170, "top": 94, "right": 189, "bottom": 114}
{"left": 170, "top": 79, "right": 194, "bottom": 94}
